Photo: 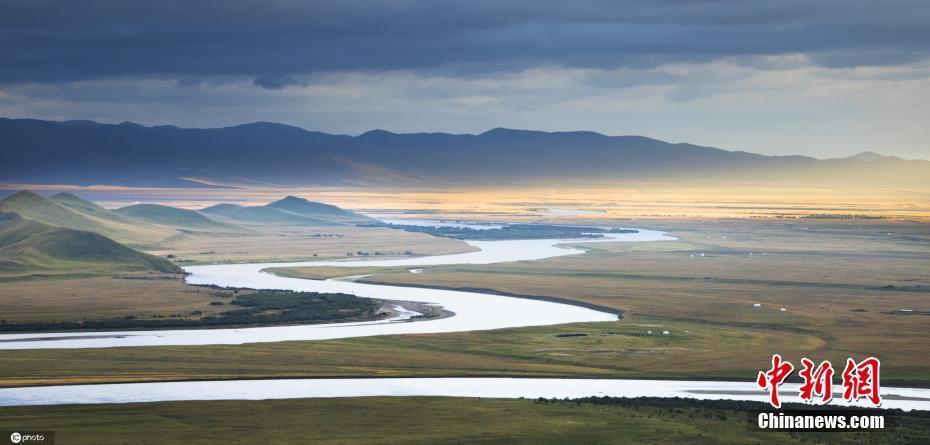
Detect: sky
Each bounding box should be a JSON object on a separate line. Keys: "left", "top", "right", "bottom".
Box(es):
{"left": 1, "top": 0, "right": 929, "bottom": 159}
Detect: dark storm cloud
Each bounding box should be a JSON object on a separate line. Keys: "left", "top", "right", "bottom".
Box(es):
{"left": 1, "top": 0, "right": 929, "bottom": 87}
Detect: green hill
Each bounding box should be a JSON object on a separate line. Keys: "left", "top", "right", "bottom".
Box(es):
{"left": 201, "top": 204, "right": 332, "bottom": 225}
{"left": 0, "top": 212, "right": 181, "bottom": 275}
{"left": 266, "top": 196, "right": 373, "bottom": 224}
{"left": 0, "top": 191, "right": 103, "bottom": 233}
{"left": 50, "top": 192, "right": 135, "bottom": 223}
{"left": 0, "top": 191, "right": 175, "bottom": 247}
{"left": 201, "top": 197, "right": 371, "bottom": 226}
{"left": 115, "top": 204, "right": 239, "bottom": 230}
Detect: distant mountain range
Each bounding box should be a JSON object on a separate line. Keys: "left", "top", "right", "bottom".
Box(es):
{"left": 1, "top": 117, "right": 927, "bottom": 189}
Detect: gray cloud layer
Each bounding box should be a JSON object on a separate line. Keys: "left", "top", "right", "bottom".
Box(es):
{"left": 2, "top": 1, "right": 929, "bottom": 159}
{"left": 3, "top": 0, "right": 929, "bottom": 87}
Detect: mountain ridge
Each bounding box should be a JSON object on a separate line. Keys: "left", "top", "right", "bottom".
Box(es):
{"left": 1, "top": 117, "right": 927, "bottom": 189}
{"left": 840, "top": 151, "right": 904, "bottom": 162}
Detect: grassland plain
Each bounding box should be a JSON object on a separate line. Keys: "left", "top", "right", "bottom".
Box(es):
{"left": 0, "top": 397, "right": 926, "bottom": 444}
{"left": 0, "top": 318, "right": 815, "bottom": 387}
{"left": 0, "top": 275, "right": 230, "bottom": 323}
{"left": 149, "top": 225, "right": 475, "bottom": 265}
{"left": 0, "top": 223, "right": 473, "bottom": 327}
{"left": 2, "top": 219, "right": 928, "bottom": 389}
{"left": 350, "top": 218, "right": 930, "bottom": 383}
{"left": 0, "top": 287, "right": 385, "bottom": 333}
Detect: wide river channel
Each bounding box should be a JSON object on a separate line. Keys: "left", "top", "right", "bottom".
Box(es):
{"left": 1, "top": 225, "right": 928, "bottom": 410}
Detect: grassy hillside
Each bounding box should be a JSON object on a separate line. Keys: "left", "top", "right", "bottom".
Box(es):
{"left": 266, "top": 196, "right": 373, "bottom": 223}
{"left": 0, "top": 212, "right": 180, "bottom": 275}
{"left": 202, "top": 204, "right": 332, "bottom": 225}
{"left": 202, "top": 197, "right": 371, "bottom": 226}
{"left": 115, "top": 203, "right": 240, "bottom": 230}
{"left": 0, "top": 191, "right": 174, "bottom": 247}
{"left": 50, "top": 192, "right": 136, "bottom": 222}
{"left": 0, "top": 191, "right": 104, "bottom": 232}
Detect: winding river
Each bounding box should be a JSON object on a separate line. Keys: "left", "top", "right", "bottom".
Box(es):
{"left": 0, "top": 228, "right": 671, "bottom": 349}
{"left": 2, "top": 224, "right": 929, "bottom": 410}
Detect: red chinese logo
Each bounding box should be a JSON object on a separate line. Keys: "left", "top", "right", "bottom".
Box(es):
{"left": 799, "top": 358, "right": 834, "bottom": 404}
{"left": 756, "top": 354, "right": 794, "bottom": 408}
{"left": 842, "top": 357, "right": 882, "bottom": 406}
{"left": 757, "top": 355, "right": 881, "bottom": 408}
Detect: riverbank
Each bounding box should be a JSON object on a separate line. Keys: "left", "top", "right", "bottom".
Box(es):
{"left": 265, "top": 266, "right": 624, "bottom": 316}
{"left": 0, "top": 289, "right": 391, "bottom": 334}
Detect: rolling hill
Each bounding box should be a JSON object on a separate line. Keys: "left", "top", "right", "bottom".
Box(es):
{"left": 265, "top": 196, "right": 373, "bottom": 224}
{"left": 50, "top": 192, "right": 135, "bottom": 222}
{"left": 0, "top": 212, "right": 180, "bottom": 274}
{"left": 200, "top": 204, "right": 331, "bottom": 225}
{"left": 0, "top": 191, "right": 175, "bottom": 247}
{"left": 1, "top": 118, "right": 928, "bottom": 189}
{"left": 202, "top": 196, "right": 371, "bottom": 226}
{"left": 114, "top": 204, "right": 239, "bottom": 230}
